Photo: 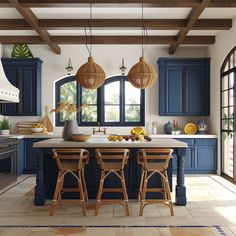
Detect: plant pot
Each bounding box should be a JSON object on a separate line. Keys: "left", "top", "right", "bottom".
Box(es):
{"left": 62, "top": 120, "right": 79, "bottom": 141}
{"left": 0, "top": 130, "right": 10, "bottom": 135}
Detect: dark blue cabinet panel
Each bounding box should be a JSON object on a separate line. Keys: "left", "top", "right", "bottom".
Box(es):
{"left": 158, "top": 58, "right": 210, "bottom": 116}
{"left": 166, "top": 67, "right": 184, "bottom": 115}
{"left": 195, "top": 146, "right": 216, "bottom": 171}
{"left": 172, "top": 138, "right": 216, "bottom": 174}
{"left": 24, "top": 138, "right": 48, "bottom": 174}
{"left": 17, "top": 139, "right": 24, "bottom": 176}
{"left": 1, "top": 58, "right": 42, "bottom": 116}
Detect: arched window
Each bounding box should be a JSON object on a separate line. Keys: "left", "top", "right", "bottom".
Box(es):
{"left": 221, "top": 46, "right": 236, "bottom": 180}
{"left": 55, "top": 75, "right": 145, "bottom": 126}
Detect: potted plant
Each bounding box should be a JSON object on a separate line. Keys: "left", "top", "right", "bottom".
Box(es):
{"left": 0, "top": 118, "right": 11, "bottom": 135}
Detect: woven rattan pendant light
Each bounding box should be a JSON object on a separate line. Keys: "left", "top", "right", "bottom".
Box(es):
{"left": 76, "top": 4, "right": 106, "bottom": 89}
{"left": 128, "top": 4, "right": 157, "bottom": 89}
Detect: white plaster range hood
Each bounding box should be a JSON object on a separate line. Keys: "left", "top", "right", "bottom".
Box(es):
{"left": 0, "top": 59, "right": 19, "bottom": 103}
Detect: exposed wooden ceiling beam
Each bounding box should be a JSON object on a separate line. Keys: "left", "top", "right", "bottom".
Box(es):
{"left": 0, "top": 35, "right": 215, "bottom": 44}
{"left": 8, "top": 0, "right": 61, "bottom": 54}
{"left": 169, "top": 0, "right": 210, "bottom": 54}
{"left": 39, "top": 19, "right": 232, "bottom": 30}
{"left": 0, "top": 19, "right": 231, "bottom": 30}
{"left": 1, "top": 0, "right": 236, "bottom": 7}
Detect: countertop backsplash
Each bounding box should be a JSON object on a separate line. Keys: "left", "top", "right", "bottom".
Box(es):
{"left": 3, "top": 115, "right": 212, "bottom": 135}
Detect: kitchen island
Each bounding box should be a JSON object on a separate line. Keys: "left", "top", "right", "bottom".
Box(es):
{"left": 33, "top": 137, "right": 188, "bottom": 206}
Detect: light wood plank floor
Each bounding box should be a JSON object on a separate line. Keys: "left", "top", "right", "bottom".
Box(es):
{"left": 0, "top": 175, "right": 236, "bottom": 236}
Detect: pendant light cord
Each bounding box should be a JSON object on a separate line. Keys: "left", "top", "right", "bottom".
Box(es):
{"left": 141, "top": 3, "right": 148, "bottom": 58}
{"left": 142, "top": 3, "right": 144, "bottom": 57}
{"left": 85, "top": 3, "right": 92, "bottom": 57}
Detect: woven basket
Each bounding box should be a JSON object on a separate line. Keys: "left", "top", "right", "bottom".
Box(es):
{"left": 128, "top": 57, "right": 157, "bottom": 89}
{"left": 76, "top": 56, "right": 106, "bottom": 89}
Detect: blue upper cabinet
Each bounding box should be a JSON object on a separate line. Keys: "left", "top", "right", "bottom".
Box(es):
{"left": 1, "top": 58, "right": 42, "bottom": 116}
{"left": 158, "top": 58, "right": 210, "bottom": 116}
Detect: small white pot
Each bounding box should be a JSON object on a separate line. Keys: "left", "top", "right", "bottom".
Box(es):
{"left": 0, "top": 130, "right": 10, "bottom": 135}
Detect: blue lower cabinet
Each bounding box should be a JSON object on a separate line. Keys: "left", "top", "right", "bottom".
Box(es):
{"left": 172, "top": 138, "right": 217, "bottom": 174}
{"left": 17, "top": 139, "right": 24, "bottom": 176}
{"left": 24, "top": 138, "right": 48, "bottom": 174}
{"left": 195, "top": 146, "right": 216, "bottom": 173}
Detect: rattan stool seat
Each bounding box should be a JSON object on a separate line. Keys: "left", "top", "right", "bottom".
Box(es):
{"left": 50, "top": 148, "right": 89, "bottom": 216}
{"left": 137, "top": 148, "right": 174, "bottom": 216}
{"left": 94, "top": 149, "right": 130, "bottom": 216}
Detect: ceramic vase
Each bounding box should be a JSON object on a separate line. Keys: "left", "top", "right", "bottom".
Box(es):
{"left": 164, "top": 121, "right": 173, "bottom": 134}
{"left": 62, "top": 120, "right": 79, "bottom": 141}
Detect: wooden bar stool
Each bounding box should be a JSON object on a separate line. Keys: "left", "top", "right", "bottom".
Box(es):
{"left": 50, "top": 148, "right": 89, "bottom": 216}
{"left": 137, "top": 148, "right": 174, "bottom": 216}
{"left": 95, "top": 149, "right": 130, "bottom": 216}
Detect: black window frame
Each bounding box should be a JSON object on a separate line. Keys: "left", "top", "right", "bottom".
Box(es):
{"left": 220, "top": 46, "right": 236, "bottom": 181}
{"left": 55, "top": 75, "right": 145, "bottom": 127}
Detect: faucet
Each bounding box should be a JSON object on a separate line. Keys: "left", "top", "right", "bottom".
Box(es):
{"left": 92, "top": 122, "right": 107, "bottom": 135}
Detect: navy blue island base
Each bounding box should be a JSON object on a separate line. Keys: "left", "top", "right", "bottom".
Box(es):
{"left": 33, "top": 139, "right": 187, "bottom": 207}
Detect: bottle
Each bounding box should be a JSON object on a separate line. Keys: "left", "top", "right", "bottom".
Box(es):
{"left": 164, "top": 121, "right": 173, "bottom": 134}
{"left": 152, "top": 122, "right": 157, "bottom": 134}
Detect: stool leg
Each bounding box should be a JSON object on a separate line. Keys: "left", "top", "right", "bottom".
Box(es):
{"left": 121, "top": 170, "right": 130, "bottom": 216}
{"left": 77, "top": 171, "right": 86, "bottom": 216}
{"left": 139, "top": 171, "right": 148, "bottom": 216}
{"left": 164, "top": 171, "right": 174, "bottom": 216}
{"left": 161, "top": 173, "right": 167, "bottom": 201}
{"left": 82, "top": 169, "right": 88, "bottom": 202}
{"left": 138, "top": 168, "right": 144, "bottom": 202}
{"left": 50, "top": 171, "right": 63, "bottom": 216}
{"left": 58, "top": 173, "right": 64, "bottom": 201}
{"left": 95, "top": 170, "right": 105, "bottom": 216}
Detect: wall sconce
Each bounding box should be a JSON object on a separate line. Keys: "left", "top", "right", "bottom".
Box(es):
{"left": 119, "top": 58, "right": 127, "bottom": 75}
{"left": 65, "top": 58, "right": 73, "bottom": 75}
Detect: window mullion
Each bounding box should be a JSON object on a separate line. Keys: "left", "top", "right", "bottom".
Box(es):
{"left": 121, "top": 78, "right": 124, "bottom": 125}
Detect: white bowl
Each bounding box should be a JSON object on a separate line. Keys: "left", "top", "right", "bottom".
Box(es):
{"left": 31, "top": 127, "right": 43, "bottom": 133}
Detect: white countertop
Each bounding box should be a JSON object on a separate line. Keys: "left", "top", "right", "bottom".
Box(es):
{"left": 0, "top": 133, "right": 217, "bottom": 139}
{"left": 150, "top": 134, "right": 217, "bottom": 138}
{"left": 33, "top": 137, "right": 188, "bottom": 148}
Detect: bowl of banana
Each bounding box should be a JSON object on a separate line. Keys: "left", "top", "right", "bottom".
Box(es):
{"left": 31, "top": 123, "right": 44, "bottom": 133}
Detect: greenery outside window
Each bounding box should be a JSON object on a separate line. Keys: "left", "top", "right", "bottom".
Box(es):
{"left": 55, "top": 75, "right": 145, "bottom": 126}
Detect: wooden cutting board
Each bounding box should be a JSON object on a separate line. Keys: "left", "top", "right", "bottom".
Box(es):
{"left": 17, "top": 121, "right": 39, "bottom": 134}
{"left": 41, "top": 106, "right": 53, "bottom": 133}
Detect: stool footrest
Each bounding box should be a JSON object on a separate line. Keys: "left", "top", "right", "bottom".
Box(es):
{"left": 61, "top": 188, "right": 81, "bottom": 192}
{"left": 145, "top": 188, "right": 164, "bottom": 192}
{"left": 143, "top": 199, "right": 171, "bottom": 204}
{"left": 56, "top": 200, "right": 85, "bottom": 204}
{"left": 102, "top": 188, "right": 123, "bottom": 193}
{"left": 98, "top": 199, "right": 127, "bottom": 205}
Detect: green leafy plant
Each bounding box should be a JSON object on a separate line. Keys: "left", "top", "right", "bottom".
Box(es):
{"left": 11, "top": 44, "right": 33, "bottom": 58}
{"left": 0, "top": 118, "right": 11, "bottom": 130}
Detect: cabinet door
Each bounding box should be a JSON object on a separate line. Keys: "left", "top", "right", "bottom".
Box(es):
{"left": 195, "top": 146, "right": 216, "bottom": 173}
{"left": 164, "top": 66, "right": 184, "bottom": 115}
{"left": 21, "top": 67, "right": 36, "bottom": 115}
{"left": 185, "top": 66, "right": 206, "bottom": 115}
{"left": 24, "top": 138, "right": 47, "bottom": 174}
{"left": 1, "top": 58, "right": 42, "bottom": 116}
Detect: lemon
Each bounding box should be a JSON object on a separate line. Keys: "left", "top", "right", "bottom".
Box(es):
{"left": 139, "top": 135, "right": 144, "bottom": 141}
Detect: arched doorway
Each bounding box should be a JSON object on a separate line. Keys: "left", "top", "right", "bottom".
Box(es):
{"left": 221, "top": 46, "right": 236, "bottom": 181}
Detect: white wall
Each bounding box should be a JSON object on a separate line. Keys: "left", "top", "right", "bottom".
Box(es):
{"left": 2, "top": 44, "right": 207, "bottom": 134}
{"left": 207, "top": 16, "right": 236, "bottom": 174}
